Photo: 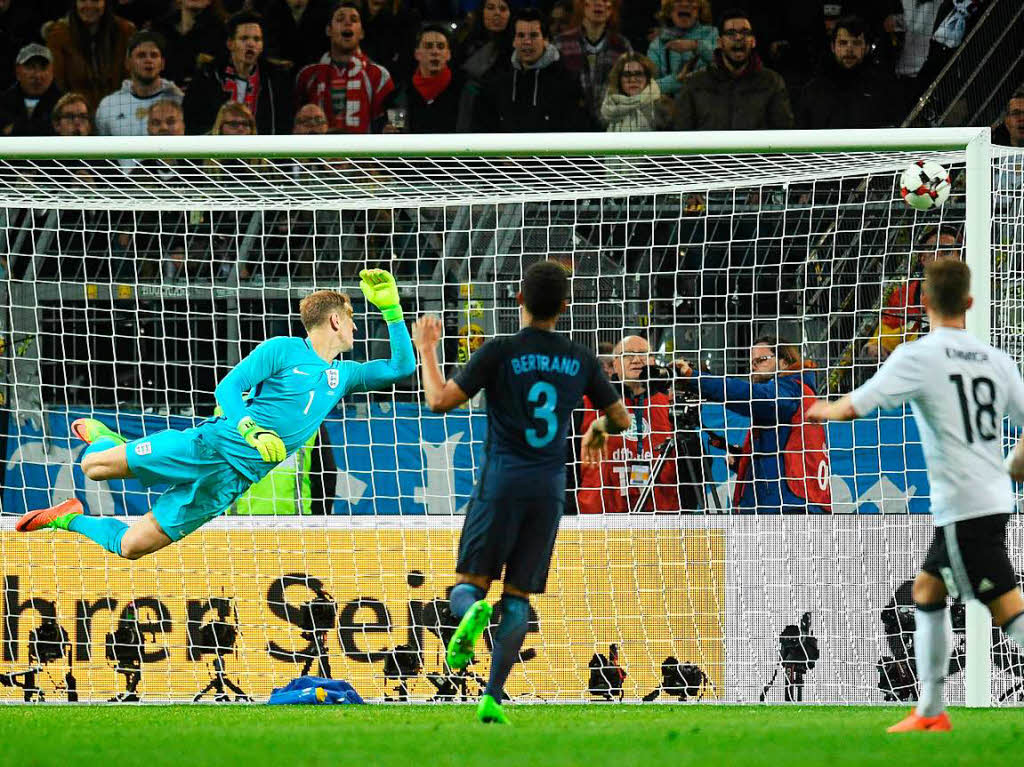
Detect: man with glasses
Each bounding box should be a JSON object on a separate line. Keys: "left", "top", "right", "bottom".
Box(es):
{"left": 51, "top": 92, "right": 92, "bottom": 137}
{"left": 993, "top": 87, "right": 1024, "bottom": 148}
{"left": 677, "top": 337, "right": 832, "bottom": 514}
{"left": 862, "top": 226, "right": 963, "bottom": 363}
{"left": 671, "top": 7, "right": 793, "bottom": 131}
{"left": 577, "top": 335, "right": 681, "bottom": 513}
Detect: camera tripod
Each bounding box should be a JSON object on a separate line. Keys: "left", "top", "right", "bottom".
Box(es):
{"left": 631, "top": 431, "right": 722, "bottom": 513}
{"left": 109, "top": 661, "right": 141, "bottom": 702}
{"left": 300, "top": 630, "right": 333, "bottom": 679}
{"left": 193, "top": 656, "right": 252, "bottom": 702}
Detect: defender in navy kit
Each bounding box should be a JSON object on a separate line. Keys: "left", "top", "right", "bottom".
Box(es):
{"left": 413, "top": 260, "right": 630, "bottom": 723}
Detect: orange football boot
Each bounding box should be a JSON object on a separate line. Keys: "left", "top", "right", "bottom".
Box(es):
{"left": 887, "top": 710, "right": 952, "bottom": 733}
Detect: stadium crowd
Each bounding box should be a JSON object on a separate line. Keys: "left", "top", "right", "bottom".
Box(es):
{"left": 0, "top": 0, "right": 1020, "bottom": 143}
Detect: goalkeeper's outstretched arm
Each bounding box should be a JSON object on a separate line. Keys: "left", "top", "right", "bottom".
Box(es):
{"left": 345, "top": 269, "right": 416, "bottom": 392}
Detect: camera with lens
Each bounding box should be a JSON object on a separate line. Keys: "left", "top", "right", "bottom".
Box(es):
{"left": 196, "top": 604, "right": 237, "bottom": 656}
{"left": 779, "top": 612, "right": 819, "bottom": 675}
{"left": 105, "top": 610, "right": 144, "bottom": 668}
{"left": 299, "top": 588, "right": 338, "bottom": 634}
{"left": 381, "top": 642, "right": 423, "bottom": 702}
{"left": 639, "top": 364, "right": 673, "bottom": 396}
{"left": 761, "top": 612, "right": 818, "bottom": 703}
{"left": 382, "top": 643, "right": 422, "bottom": 681}
{"left": 588, "top": 643, "right": 626, "bottom": 701}
{"left": 29, "top": 617, "right": 68, "bottom": 665}
{"left": 642, "top": 656, "right": 707, "bottom": 702}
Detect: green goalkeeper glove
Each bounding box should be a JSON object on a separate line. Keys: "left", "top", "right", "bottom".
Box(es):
{"left": 359, "top": 268, "right": 403, "bottom": 323}
{"left": 237, "top": 417, "right": 286, "bottom": 463}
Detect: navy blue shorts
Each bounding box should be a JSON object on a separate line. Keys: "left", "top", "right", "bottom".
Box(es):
{"left": 456, "top": 491, "right": 564, "bottom": 594}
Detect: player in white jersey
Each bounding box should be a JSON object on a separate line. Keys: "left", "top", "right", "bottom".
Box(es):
{"left": 808, "top": 259, "right": 1024, "bottom": 733}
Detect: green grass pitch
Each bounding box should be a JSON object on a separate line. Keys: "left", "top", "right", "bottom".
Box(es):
{"left": 3, "top": 705, "right": 1022, "bottom": 767}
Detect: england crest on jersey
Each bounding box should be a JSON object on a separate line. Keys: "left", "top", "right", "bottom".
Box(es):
{"left": 326, "top": 369, "right": 339, "bottom": 389}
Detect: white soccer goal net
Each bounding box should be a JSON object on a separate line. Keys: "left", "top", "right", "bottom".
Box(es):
{"left": 1, "top": 130, "right": 1021, "bottom": 705}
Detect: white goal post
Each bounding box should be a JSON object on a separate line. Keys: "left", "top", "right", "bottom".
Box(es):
{"left": 0, "top": 127, "right": 1017, "bottom": 706}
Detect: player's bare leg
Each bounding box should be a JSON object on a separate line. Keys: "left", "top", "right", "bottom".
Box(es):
{"left": 16, "top": 419, "right": 141, "bottom": 557}
{"left": 80, "top": 443, "right": 133, "bottom": 481}
{"left": 889, "top": 571, "right": 953, "bottom": 733}
{"left": 118, "top": 514, "right": 174, "bottom": 560}
{"left": 987, "top": 588, "right": 1024, "bottom": 627}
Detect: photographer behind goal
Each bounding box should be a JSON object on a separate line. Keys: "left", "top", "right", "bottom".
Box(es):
{"left": 577, "top": 335, "right": 681, "bottom": 513}
{"left": 676, "top": 336, "right": 831, "bottom": 514}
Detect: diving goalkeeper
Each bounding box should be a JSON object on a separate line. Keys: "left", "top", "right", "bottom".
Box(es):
{"left": 16, "top": 269, "right": 415, "bottom": 559}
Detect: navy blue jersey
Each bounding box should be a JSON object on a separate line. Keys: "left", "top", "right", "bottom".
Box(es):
{"left": 455, "top": 327, "right": 618, "bottom": 482}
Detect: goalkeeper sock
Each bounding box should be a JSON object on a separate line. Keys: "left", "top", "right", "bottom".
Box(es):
{"left": 449, "top": 583, "right": 485, "bottom": 620}
{"left": 82, "top": 436, "right": 123, "bottom": 459}
{"left": 484, "top": 594, "right": 530, "bottom": 702}
{"left": 67, "top": 515, "right": 128, "bottom": 557}
{"left": 914, "top": 603, "right": 951, "bottom": 718}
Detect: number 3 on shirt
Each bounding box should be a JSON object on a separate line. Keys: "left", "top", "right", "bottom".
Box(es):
{"left": 526, "top": 381, "right": 558, "bottom": 447}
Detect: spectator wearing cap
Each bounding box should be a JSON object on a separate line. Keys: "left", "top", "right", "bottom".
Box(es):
{"left": 472, "top": 9, "right": 589, "bottom": 132}
{"left": 184, "top": 10, "right": 295, "bottom": 135}
{"left": 993, "top": 87, "right": 1024, "bottom": 148}
{"left": 797, "top": 15, "right": 899, "bottom": 129}
{"left": 554, "top": 0, "right": 632, "bottom": 128}
{"left": 388, "top": 24, "right": 462, "bottom": 134}
{"left": 150, "top": 0, "right": 228, "bottom": 87}
{"left": 95, "top": 32, "right": 184, "bottom": 138}
{"left": 0, "top": 44, "right": 62, "bottom": 136}
{"left": 294, "top": 1, "right": 395, "bottom": 134}
{"left": 646, "top": 0, "right": 717, "bottom": 98}
{"left": 45, "top": 0, "right": 137, "bottom": 112}
{"left": 671, "top": 8, "right": 793, "bottom": 131}
{"left": 1, "top": 0, "right": 64, "bottom": 90}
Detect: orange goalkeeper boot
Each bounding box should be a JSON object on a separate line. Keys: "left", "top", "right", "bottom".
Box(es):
{"left": 15, "top": 498, "right": 84, "bottom": 533}
{"left": 887, "top": 710, "right": 952, "bottom": 733}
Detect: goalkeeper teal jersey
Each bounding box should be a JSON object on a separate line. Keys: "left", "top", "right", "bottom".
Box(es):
{"left": 206, "top": 321, "right": 414, "bottom": 482}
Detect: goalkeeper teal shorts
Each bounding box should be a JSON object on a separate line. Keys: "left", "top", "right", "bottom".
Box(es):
{"left": 125, "top": 427, "right": 252, "bottom": 541}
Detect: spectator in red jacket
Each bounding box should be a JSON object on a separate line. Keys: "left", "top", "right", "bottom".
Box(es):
{"left": 577, "top": 335, "right": 681, "bottom": 514}
{"left": 862, "top": 226, "right": 962, "bottom": 363}
{"left": 387, "top": 23, "right": 462, "bottom": 134}
{"left": 294, "top": 0, "right": 395, "bottom": 134}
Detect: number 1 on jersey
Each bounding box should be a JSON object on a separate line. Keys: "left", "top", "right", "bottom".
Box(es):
{"left": 526, "top": 381, "right": 558, "bottom": 447}
{"left": 303, "top": 390, "right": 315, "bottom": 415}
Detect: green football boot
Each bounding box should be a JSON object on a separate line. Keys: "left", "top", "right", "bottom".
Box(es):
{"left": 446, "top": 599, "right": 492, "bottom": 671}
{"left": 476, "top": 694, "right": 509, "bottom": 725}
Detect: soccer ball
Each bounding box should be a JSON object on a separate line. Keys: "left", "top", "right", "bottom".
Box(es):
{"left": 900, "top": 160, "right": 952, "bottom": 211}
